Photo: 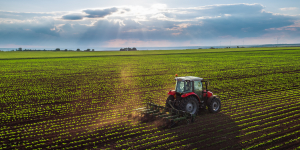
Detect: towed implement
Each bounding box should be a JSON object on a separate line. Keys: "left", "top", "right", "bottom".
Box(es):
{"left": 130, "top": 75, "right": 222, "bottom": 128}
{"left": 133, "top": 102, "right": 196, "bottom": 128}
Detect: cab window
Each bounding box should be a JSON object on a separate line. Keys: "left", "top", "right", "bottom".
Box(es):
{"left": 194, "top": 81, "right": 202, "bottom": 92}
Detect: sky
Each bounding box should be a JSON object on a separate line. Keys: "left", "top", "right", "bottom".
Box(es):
{"left": 0, "top": 0, "right": 299, "bottom": 48}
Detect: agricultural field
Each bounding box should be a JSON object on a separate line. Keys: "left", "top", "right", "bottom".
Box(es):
{"left": 1, "top": 47, "right": 300, "bottom": 150}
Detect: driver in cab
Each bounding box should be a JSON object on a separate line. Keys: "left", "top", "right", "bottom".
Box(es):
{"left": 186, "top": 82, "right": 192, "bottom": 92}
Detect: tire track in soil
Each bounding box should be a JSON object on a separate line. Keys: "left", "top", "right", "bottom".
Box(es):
{"left": 111, "top": 106, "right": 241, "bottom": 149}
{"left": 202, "top": 95, "right": 300, "bottom": 150}
{"left": 167, "top": 105, "right": 300, "bottom": 149}
{"left": 128, "top": 90, "right": 295, "bottom": 149}
{"left": 3, "top": 89, "right": 298, "bottom": 149}
{"left": 117, "top": 112, "right": 241, "bottom": 150}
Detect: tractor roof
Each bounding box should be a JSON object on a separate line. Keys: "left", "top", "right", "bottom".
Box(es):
{"left": 175, "top": 76, "right": 203, "bottom": 81}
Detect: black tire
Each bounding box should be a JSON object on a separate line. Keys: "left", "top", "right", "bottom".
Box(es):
{"left": 165, "top": 95, "right": 175, "bottom": 109}
{"left": 208, "top": 97, "right": 221, "bottom": 113}
{"left": 165, "top": 95, "right": 177, "bottom": 115}
{"left": 178, "top": 96, "right": 199, "bottom": 115}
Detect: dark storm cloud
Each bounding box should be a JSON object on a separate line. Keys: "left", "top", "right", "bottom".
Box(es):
{"left": 1, "top": 4, "right": 300, "bottom": 47}
{"left": 135, "top": 3, "right": 298, "bottom": 40}
{"left": 98, "top": 10, "right": 295, "bottom": 42}
{"left": 188, "top": 5, "right": 296, "bottom": 39}
{"left": 61, "top": 23, "right": 73, "bottom": 31}
{"left": 77, "top": 20, "right": 121, "bottom": 44}
{"left": 61, "top": 7, "right": 119, "bottom": 20}
{"left": 178, "top": 15, "right": 295, "bottom": 39}
{"left": 62, "top": 14, "right": 84, "bottom": 20}
{"left": 73, "top": 19, "right": 181, "bottom": 44}
{"left": 83, "top": 7, "right": 118, "bottom": 18}
{"left": 0, "top": 22, "right": 60, "bottom": 46}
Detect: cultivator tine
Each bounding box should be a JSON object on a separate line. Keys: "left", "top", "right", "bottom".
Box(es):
{"left": 131, "top": 101, "right": 197, "bottom": 128}
{"left": 134, "top": 108, "right": 151, "bottom": 112}
{"left": 172, "top": 117, "right": 187, "bottom": 122}
{"left": 158, "top": 113, "right": 173, "bottom": 118}
{"left": 143, "top": 109, "right": 159, "bottom": 114}
{"left": 163, "top": 115, "right": 179, "bottom": 119}
{"left": 135, "top": 107, "right": 146, "bottom": 110}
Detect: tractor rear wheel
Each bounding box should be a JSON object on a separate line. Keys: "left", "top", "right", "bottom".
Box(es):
{"left": 179, "top": 96, "right": 199, "bottom": 115}
{"left": 208, "top": 97, "right": 221, "bottom": 113}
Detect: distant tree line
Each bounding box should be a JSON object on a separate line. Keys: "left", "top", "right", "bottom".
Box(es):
{"left": 120, "top": 47, "right": 137, "bottom": 51}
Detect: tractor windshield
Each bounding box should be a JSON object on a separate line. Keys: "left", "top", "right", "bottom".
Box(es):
{"left": 175, "top": 80, "right": 184, "bottom": 93}
{"left": 175, "top": 80, "right": 192, "bottom": 93}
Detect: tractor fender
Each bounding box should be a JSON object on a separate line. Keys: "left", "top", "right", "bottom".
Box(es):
{"left": 206, "top": 95, "right": 218, "bottom": 105}
{"left": 181, "top": 92, "right": 201, "bottom": 102}
{"left": 168, "top": 90, "right": 176, "bottom": 96}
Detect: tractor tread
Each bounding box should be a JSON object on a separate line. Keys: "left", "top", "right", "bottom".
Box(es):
{"left": 207, "top": 97, "right": 221, "bottom": 113}
{"left": 178, "top": 96, "right": 199, "bottom": 115}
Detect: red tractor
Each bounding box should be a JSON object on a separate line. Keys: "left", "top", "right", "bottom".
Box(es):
{"left": 166, "top": 75, "right": 221, "bottom": 115}
{"left": 132, "top": 75, "right": 221, "bottom": 127}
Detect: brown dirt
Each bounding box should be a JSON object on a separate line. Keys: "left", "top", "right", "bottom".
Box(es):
{"left": 3, "top": 91, "right": 300, "bottom": 150}
{"left": 2, "top": 64, "right": 300, "bottom": 150}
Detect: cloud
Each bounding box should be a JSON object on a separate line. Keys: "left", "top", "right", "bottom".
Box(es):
{"left": 0, "top": 21, "right": 60, "bottom": 46}
{"left": 123, "top": 8, "right": 130, "bottom": 12}
{"left": 113, "top": 3, "right": 297, "bottom": 41}
{"left": 265, "top": 20, "right": 300, "bottom": 32}
{"left": 280, "top": 7, "right": 298, "bottom": 11}
{"left": 151, "top": 4, "right": 167, "bottom": 10}
{"left": 0, "top": 11, "right": 56, "bottom": 20}
{"left": 1, "top": 4, "right": 300, "bottom": 47}
{"left": 62, "top": 13, "right": 85, "bottom": 20}
{"left": 168, "top": 3, "right": 265, "bottom": 21}
{"left": 61, "top": 7, "right": 119, "bottom": 20}
{"left": 83, "top": 7, "right": 118, "bottom": 18}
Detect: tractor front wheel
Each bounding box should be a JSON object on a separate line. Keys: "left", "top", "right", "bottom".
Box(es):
{"left": 165, "top": 95, "right": 177, "bottom": 115}
{"left": 179, "top": 96, "right": 199, "bottom": 115}
{"left": 165, "top": 95, "right": 175, "bottom": 109}
{"left": 208, "top": 97, "right": 221, "bottom": 113}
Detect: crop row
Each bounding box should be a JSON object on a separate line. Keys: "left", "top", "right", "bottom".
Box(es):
{"left": 1, "top": 48, "right": 300, "bottom": 149}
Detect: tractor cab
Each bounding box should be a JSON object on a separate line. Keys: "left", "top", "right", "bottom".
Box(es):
{"left": 174, "top": 76, "right": 210, "bottom": 100}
